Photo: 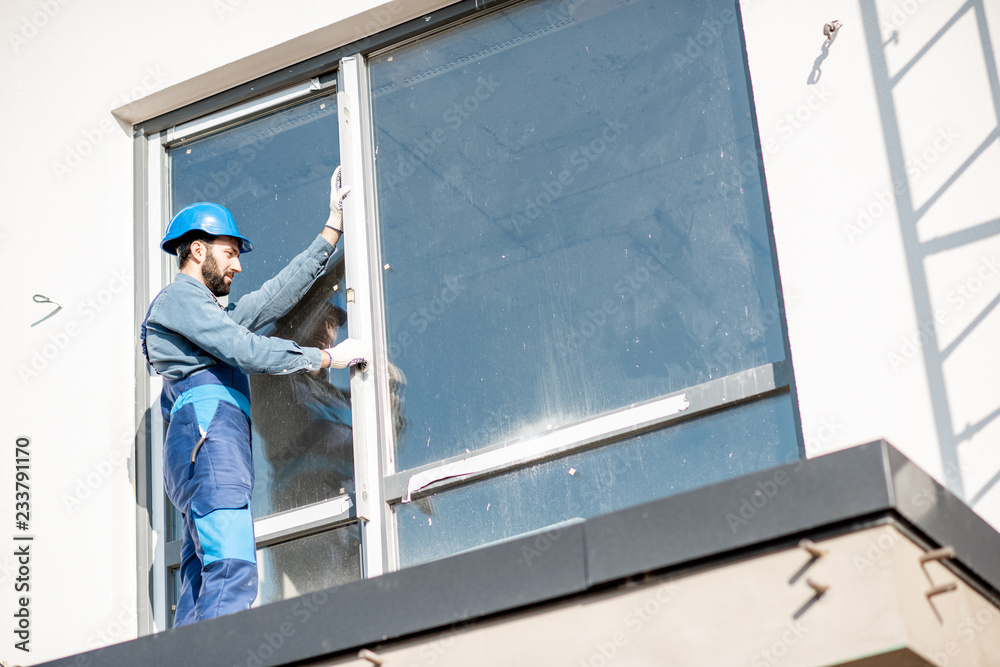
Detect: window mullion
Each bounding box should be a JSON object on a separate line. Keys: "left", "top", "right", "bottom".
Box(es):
{"left": 145, "top": 131, "right": 169, "bottom": 632}
{"left": 339, "top": 55, "right": 387, "bottom": 579}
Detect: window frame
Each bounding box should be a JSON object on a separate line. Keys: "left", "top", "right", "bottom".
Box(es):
{"left": 134, "top": 0, "right": 802, "bottom": 631}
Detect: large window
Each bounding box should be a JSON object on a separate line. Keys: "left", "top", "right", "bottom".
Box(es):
{"left": 140, "top": 0, "right": 799, "bottom": 626}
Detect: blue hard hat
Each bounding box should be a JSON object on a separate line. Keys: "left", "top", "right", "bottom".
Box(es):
{"left": 161, "top": 202, "right": 254, "bottom": 255}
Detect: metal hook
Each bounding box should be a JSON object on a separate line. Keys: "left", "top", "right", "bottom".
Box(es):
{"left": 806, "top": 578, "right": 830, "bottom": 597}
{"left": 823, "top": 20, "right": 842, "bottom": 40}
{"left": 919, "top": 546, "right": 955, "bottom": 564}
{"left": 926, "top": 582, "right": 958, "bottom": 598}
{"left": 358, "top": 648, "right": 384, "bottom": 665}
{"left": 799, "top": 539, "right": 827, "bottom": 560}
{"left": 30, "top": 294, "right": 63, "bottom": 327}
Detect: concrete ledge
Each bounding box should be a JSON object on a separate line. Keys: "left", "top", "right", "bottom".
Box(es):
{"left": 306, "top": 524, "right": 1000, "bottom": 666}
{"left": 37, "top": 441, "right": 1000, "bottom": 667}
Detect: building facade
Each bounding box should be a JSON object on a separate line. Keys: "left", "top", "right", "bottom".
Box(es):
{"left": 3, "top": 0, "right": 1000, "bottom": 664}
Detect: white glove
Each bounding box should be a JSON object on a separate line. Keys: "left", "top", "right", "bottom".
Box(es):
{"left": 325, "top": 338, "right": 370, "bottom": 371}
{"left": 326, "top": 165, "right": 352, "bottom": 232}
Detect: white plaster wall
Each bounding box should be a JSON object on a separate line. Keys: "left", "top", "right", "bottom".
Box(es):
{"left": 740, "top": 0, "right": 1000, "bottom": 528}
{"left": 0, "top": 0, "right": 448, "bottom": 663}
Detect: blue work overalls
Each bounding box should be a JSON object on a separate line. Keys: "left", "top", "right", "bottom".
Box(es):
{"left": 161, "top": 363, "right": 257, "bottom": 626}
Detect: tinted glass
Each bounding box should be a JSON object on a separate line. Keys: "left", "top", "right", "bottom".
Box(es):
{"left": 169, "top": 93, "right": 352, "bottom": 518}
{"left": 371, "top": 0, "right": 783, "bottom": 470}
{"left": 395, "top": 393, "right": 798, "bottom": 566}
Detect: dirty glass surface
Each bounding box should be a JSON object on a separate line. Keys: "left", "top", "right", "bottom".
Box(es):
{"left": 168, "top": 523, "right": 362, "bottom": 626}
{"left": 169, "top": 92, "right": 353, "bottom": 520}
{"left": 370, "top": 0, "right": 786, "bottom": 471}
{"left": 395, "top": 393, "right": 799, "bottom": 567}
{"left": 255, "top": 523, "right": 362, "bottom": 605}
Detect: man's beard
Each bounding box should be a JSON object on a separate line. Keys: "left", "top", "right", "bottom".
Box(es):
{"left": 203, "top": 250, "right": 232, "bottom": 297}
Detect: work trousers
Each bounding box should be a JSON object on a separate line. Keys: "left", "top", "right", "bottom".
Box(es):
{"left": 164, "top": 399, "right": 258, "bottom": 626}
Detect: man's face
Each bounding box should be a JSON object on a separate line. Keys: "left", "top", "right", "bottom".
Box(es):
{"left": 201, "top": 236, "right": 242, "bottom": 297}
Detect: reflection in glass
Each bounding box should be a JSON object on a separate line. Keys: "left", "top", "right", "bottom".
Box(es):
{"left": 371, "top": 0, "right": 786, "bottom": 470}
{"left": 168, "top": 93, "right": 353, "bottom": 518}
{"left": 395, "top": 393, "right": 799, "bottom": 567}
{"left": 252, "top": 269, "right": 356, "bottom": 513}
{"left": 256, "top": 523, "right": 362, "bottom": 605}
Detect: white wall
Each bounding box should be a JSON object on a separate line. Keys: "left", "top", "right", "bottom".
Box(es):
{"left": 2, "top": 0, "right": 999, "bottom": 663}
{"left": 741, "top": 0, "right": 1000, "bottom": 526}
{"left": 0, "top": 0, "right": 446, "bottom": 663}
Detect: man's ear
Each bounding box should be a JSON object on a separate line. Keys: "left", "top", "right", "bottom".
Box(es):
{"left": 190, "top": 239, "right": 208, "bottom": 263}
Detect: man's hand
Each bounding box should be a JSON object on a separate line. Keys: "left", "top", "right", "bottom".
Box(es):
{"left": 324, "top": 338, "right": 370, "bottom": 371}
{"left": 325, "top": 166, "right": 352, "bottom": 233}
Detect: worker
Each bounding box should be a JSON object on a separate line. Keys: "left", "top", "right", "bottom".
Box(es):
{"left": 140, "top": 166, "right": 369, "bottom": 626}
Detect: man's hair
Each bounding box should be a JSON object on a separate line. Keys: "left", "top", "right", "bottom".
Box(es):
{"left": 176, "top": 232, "right": 216, "bottom": 268}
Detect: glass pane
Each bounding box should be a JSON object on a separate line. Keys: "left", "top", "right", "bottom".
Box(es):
{"left": 256, "top": 523, "right": 362, "bottom": 604}
{"left": 168, "top": 567, "right": 180, "bottom": 628}
{"left": 394, "top": 393, "right": 799, "bottom": 567}
{"left": 249, "top": 267, "right": 355, "bottom": 515}
{"left": 169, "top": 524, "right": 363, "bottom": 618}
{"left": 371, "top": 0, "right": 783, "bottom": 471}
{"left": 168, "top": 93, "right": 354, "bottom": 518}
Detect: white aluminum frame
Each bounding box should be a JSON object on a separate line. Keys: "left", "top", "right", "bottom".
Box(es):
{"left": 145, "top": 130, "right": 168, "bottom": 632}
{"left": 165, "top": 77, "right": 335, "bottom": 144}
{"left": 338, "top": 56, "right": 389, "bottom": 577}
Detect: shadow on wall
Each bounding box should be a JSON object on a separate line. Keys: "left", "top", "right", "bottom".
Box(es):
{"left": 860, "top": 0, "right": 1000, "bottom": 505}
